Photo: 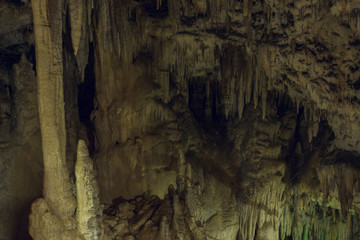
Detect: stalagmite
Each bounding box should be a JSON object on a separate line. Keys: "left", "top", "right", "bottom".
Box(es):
{"left": 75, "top": 140, "right": 103, "bottom": 240}
{"left": 159, "top": 216, "right": 170, "bottom": 240}
{"left": 31, "top": 0, "right": 76, "bottom": 219}
{"left": 172, "top": 194, "right": 186, "bottom": 239}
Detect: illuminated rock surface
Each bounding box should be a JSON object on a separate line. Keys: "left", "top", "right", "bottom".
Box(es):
{"left": 1, "top": 0, "right": 360, "bottom": 239}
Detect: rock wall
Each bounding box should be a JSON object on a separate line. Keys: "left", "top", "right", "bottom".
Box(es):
{"left": 0, "top": 2, "right": 43, "bottom": 240}
{"left": 87, "top": 1, "right": 360, "bottom": 239}
{"left": 2, "top": 0, "right": 360, "bottom": 239}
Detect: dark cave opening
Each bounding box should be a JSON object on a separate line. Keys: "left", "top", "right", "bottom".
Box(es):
{"left": 188, "top": 79, "right": 206, "bottom": 122}
{"left": 142, "top": 0, "right": 169, "bottom": 19}
{"left": 188, "top": 78, "right": 228, "bottom": 141}
{"left": 78, "top": 42, "right": 96, "bottom": 155}
{"left": 282, "top": 106, "right": 334, "bottom": 186}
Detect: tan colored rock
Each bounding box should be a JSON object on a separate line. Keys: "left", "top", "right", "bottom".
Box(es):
{"left": 4, "top": 0, "right": 360, "bottom": 239}
{"left": 31, "top": 0, "right": 76, "bottom": 219}
{"left": 69, "top": 0, "right": 83, "bottom": 55}
{"left": 75, "top": 140, "right": 103, "bottom": 240}
{"left": 29, "top": 199, "right": 78, "bottom": 240}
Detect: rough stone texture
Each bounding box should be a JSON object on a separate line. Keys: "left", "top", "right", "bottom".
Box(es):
{"left": 89, "top": 0, "right": 360, "bottom": 238}
{"left": 2, "top": 0, "right": 360, "bottom": 239}
{"left": 76, "top": 140, "right": 103, "bottom": 240}
{"left": 0, "top": 55, "right": 43, "bottom": 240}
{"left": 31, "top": 0, "right": 76, "bottom": 218}
{"left": 29, "top": 199, "right": 78, "bottom": 240}
{"left": 0, "top": 2, "right": 43, "bottom": 240}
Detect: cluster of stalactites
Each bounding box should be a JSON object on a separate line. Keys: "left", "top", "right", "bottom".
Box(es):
{"left": 278, "top": 163, "right": 360, "bottom": 240}
{"left": 122, "top": 100, "right": 177, "bottom": 142}
{"left": 238, "top": 181, "right": 286, "bottom": 240}
{"left": 217, "top": 43, "right": 271, "bottom": 120}
{"left": 273, "top": 91, "right": 322, "bottom": 143}
{"left": 90, "top": 0, "right": 305, "bottom": 125}
{"left": 316, "top": 164, "right": 360, "bottom": 216}
{"left": 279, "top": 200, "right": 359, "bottom": 240}
{"left": 236, "top": 162, "right": 360, "bottom": 240}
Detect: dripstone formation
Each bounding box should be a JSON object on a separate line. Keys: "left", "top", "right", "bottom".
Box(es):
{"left": 1, "top": 0, "right": 360, "bottom": 239}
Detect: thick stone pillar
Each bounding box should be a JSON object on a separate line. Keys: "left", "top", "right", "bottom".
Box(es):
{"left": 31, "top": 0, "right": 76, "bottom": 220}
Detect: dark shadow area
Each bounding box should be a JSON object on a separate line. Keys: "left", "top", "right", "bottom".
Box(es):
{"left": 15, "top": 204, "right": 34, "bottom": 240}
{"left": 188, "top": 78, "right": 227, "bottom": 137}
{"left": 78, "top": 42, "right": 96, "bottom": 155}
{"left": 141, "top": 0, "right": 169, "bottom": 19}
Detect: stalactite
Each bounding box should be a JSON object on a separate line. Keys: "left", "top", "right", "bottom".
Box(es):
{"left": 69, "top": 0, "right": 83, "bottom": 55}
{"left": 308, "top": 126, "right": 313, "bottom": 143}
{"left": 261, "top": 72, "right": 268, "bottom": 120}
{"left": 178, "top": 149, "right": 186, "bottom": 177}
{"left": 163, "top": 71, "right": 170, "bottom": 103}
{"left": 304, "top": 103, "right": 308, "bottom": 121}
{"left": 237, "top": 75, "right": 244, "bottom": 120}
{"left": 296, "top": 100, "right": 300, "bottom": 115}
{"left": 313, "top": 121, "right": 319, "bottom": 137}
{"left": 230, "top": 75, "right": 236, "bottom": 115}
{"left": 99, "top": 0, "right": 114, "bottom": 53}
{"left": 185, "top": 163, "right": 192, "bottom": 186}
{"left": 87, "top": 0, "right": 93, "bottom": 27}
{"left": 245, "top": 55, "right": 253, "bottom": 104}
{"left": 254, "top": 66, "right": 259, "bottom": 109}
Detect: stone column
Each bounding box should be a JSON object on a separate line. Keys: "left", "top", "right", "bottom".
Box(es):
{"left": 31, "top": 0, "right": 76, "bottom": 219}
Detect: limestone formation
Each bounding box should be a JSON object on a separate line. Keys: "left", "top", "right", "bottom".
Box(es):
{"left": 2, "top": 0, "right": 360, "bottom": 239}
{"left": 75, "top": 140, "right": 103, "bottom": 240}
{"left": 31, "top": 0, "right": 76, "bottom": 219}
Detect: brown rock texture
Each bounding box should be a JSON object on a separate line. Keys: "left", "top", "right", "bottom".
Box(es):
{"left": 0, "top": 2, "right": 43, "bottom": 239}
{"left": 2, "top": 0, "right": 360, "bottom": 239}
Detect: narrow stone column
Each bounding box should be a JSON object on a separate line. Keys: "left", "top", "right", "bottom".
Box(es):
{"left": 76, "top": 140, "right": 103, "bottom": 240}
{"left": 31, "top": 0, "right": 76, "bottom": 218}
